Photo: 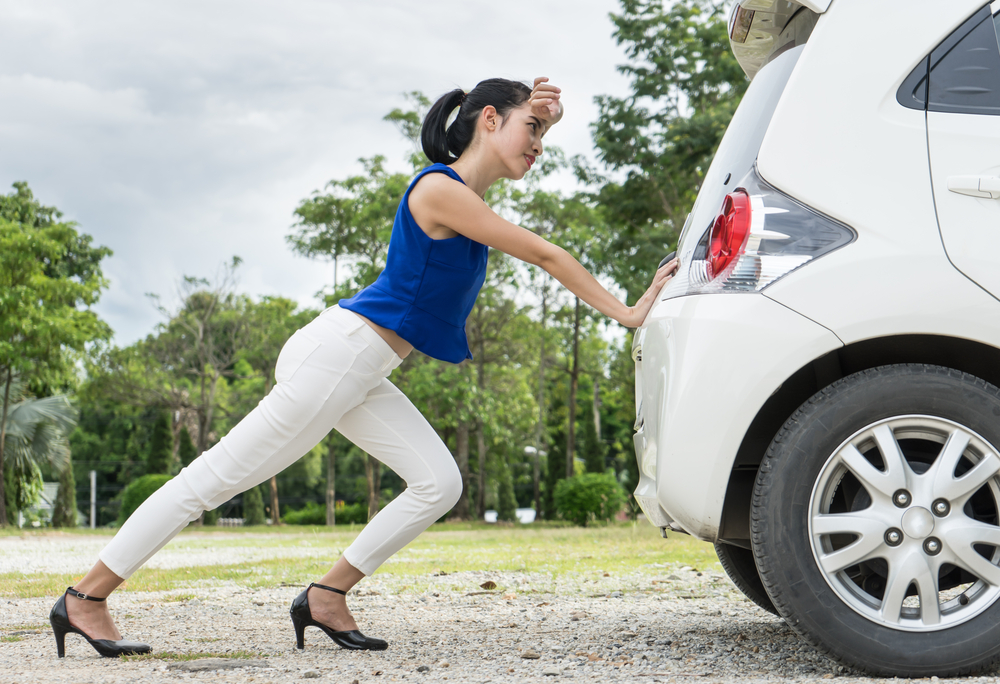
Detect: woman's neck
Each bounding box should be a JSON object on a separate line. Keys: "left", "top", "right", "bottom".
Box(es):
{"left": 449, "top": 149, "right": 505, "bottom": 199}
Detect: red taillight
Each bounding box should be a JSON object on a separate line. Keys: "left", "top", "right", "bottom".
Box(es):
{"left": 708, "top": 190, "right": 751, "bottom": 277}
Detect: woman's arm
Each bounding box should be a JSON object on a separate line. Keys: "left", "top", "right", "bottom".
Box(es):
{"left": 408, "top": 174, "right": 678, "bottom": 328}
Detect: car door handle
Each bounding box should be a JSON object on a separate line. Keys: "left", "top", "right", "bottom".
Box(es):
{"left": 948, "top": 175, "right": 1000, "bottom": 199}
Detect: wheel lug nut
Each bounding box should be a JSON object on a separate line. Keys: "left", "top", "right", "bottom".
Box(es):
{"left": 885, "top": 528, "right": 903, "bottom": 546}
{"left": 933, "top": 499, "right": 950, "bottom": 517}
{"left": 893, "top": 490, "right": 912, "bottom": 508}
{"left": 924, "top": 537, "right": 942, "bottom": 555}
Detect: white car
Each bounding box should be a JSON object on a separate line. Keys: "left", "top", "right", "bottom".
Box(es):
{"left": 633, "top": 0, "right": 1000, "bottom": 676}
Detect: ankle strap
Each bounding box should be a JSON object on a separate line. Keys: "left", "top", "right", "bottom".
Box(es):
{"left": 67, "top": 587, "right": 107, "bottom": 602}
{"left": 309, "top": 582, "right": 347, "bottom": 596}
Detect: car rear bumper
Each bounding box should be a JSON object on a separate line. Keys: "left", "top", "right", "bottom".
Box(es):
{"left": 633, "top": 293, "right": 842, "bottom": 541}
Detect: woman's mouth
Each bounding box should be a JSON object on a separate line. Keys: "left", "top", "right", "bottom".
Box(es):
{"left": 525, "top": 155, "right": 535, "bottom": 169}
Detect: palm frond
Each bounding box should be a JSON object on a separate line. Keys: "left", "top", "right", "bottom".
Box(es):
{"left": 6, "top": 395, "right": 77, "bottom": 434}
{"left": 0, "top": 374, "right": 27, "bottom": 408}
{"left": 29, "top": 422, "right": 71, "bottom": 473}
{"left": 2, "top": 388, "right": 77, "bottom": 475}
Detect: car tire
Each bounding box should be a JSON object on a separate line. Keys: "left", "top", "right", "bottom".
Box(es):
{"left": 715, "top": 542, "right": 778, "bottom": 615}
{"left": 752, "top": 364, "right": 1000, "bottom": 677}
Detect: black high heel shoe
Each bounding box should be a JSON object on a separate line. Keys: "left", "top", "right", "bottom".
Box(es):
{"left": 49, "top": 587, "right": 152, "bottom": 658}
{"left": 290, "top": 583, "right": 388, "bottom": 651}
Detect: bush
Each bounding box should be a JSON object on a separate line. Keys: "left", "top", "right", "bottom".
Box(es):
{"left": 243, "top": 485, "right": 266, "bottom": 526}
{"left": 283, "top": 501, "right": 324, "bottom": 525}
{"left": 336, "top": 501, "right": 369, "bottom": 524}
{"left": 554, "top": 471, "right": 628, "bottom": 527}
{"left": 283, "top": 500, "right": 368, "bottom": 525}
{"left": 117, "top": 474, "right": 172, "bottom": 525}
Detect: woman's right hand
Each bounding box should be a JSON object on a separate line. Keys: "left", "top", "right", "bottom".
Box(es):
{"left": 617, "top": 258, "right": 680, "bottom": 328}
{"left": 529, "top": 77, "right": 563, "bottom": 128}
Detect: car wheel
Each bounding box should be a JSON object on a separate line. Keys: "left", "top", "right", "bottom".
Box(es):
{"left": 715, "top": 542, "right": 778, "bottom": 615}
{"left": 752, "top": 364, "right": 1000, "bottom": 677}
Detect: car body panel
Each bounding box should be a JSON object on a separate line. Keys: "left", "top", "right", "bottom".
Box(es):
{"left": 638, "top": 293, "right": 842, "bottom": 540}
{"left": 929, "top": 109, "right": 1000, "bottom": 300}
{"left": 756, "top": 0, "right": 981, "bottom": 236}
{"left": 759, "top": 0, "right": 1000, "bottom": 348}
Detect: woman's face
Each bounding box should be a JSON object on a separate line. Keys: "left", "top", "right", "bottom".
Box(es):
{"left": 491, "top": 102, "right": 545, "bottom": 180}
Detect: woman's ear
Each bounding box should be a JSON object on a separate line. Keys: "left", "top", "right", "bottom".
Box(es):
{"left": 481, "top": 105, "right": 499, "bottom": 132}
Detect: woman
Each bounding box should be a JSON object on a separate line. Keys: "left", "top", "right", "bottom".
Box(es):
{"left": 49, "top": 76, "right": 679, "bottom": 657}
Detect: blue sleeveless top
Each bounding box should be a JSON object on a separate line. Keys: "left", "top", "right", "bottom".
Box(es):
{"left": 339, "top": 164, "right": 489, "bottom": 364}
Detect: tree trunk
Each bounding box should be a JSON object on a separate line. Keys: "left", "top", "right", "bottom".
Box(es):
{"left": 474, "top": 320, "right": 487, "bottom": 519}
{"left": 475, "top": 423, "right": 487, "bottom": 519}
{"left": 452, "top": 420, "right": 471, "bottom": 520}
{"left": 0, "top": 368, "right": 12, "bottom": 527}
{"left": 326, "top": 438, "right": 336, "bottom": 526}
{"left": 260, "top": 373, "right": 280, "bottom": 525}
{"left": 566, "top": 297, "right": 581, "bottom": 479}
{"left": 268, "top": 476, "right": 280, "bottom": 525}
{"left": 534, "top": 288, "right": 548, "bottom": 517}
{"left": 593, "top": 376, "right": 602, "bottom": 468}
{"left": 365, "top": 454, "right": 381, "bottom": 522}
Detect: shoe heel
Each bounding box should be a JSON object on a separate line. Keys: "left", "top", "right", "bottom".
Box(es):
{"left": 53, "top": 625, "right": 67, "bottom": 658}
{"left": 291, "top": 614, "right": 306, "bottom": 650}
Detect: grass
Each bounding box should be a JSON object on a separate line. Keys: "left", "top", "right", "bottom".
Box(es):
{"left": 1, "top": 521, "right": 719, "bottom": 599}
{"left": 121, "top": 650, "right": 262, "bottom": 662}
{"left": 1, "top": 636, "right": 23, "bottom": 642}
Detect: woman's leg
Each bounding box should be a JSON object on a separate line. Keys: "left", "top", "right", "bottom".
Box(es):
{"left": 68, "top": 308, "right": 397, "bottom": 639}
{"left": 305, "top": 377, "right": 462, "bottom": 631}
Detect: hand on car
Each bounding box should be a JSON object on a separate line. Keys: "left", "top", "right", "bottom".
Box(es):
{"left": 619, "top": 258, "right": 679, "bottom": 328}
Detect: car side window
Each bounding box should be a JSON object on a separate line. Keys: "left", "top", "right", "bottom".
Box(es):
{"left": 897, "top": 5, "right": 1000, "bottom": 115}
{"left": 928, "top": 6, "right": 1000, "bottom": 115}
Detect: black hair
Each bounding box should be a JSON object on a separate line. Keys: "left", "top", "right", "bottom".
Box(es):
{"left": 421, "top": 78, "right": 532, "bottom": 165}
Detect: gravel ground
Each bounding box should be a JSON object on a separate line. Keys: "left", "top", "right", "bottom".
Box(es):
{"left": 0, "top": 534, "right": 992, "bottom": 683}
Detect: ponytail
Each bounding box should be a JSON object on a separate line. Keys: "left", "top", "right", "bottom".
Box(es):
{"left": 421, "top": 78, "right": 532, "bottom": 165}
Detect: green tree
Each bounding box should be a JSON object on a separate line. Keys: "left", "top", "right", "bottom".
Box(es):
{"left": 146, "top": 411, "right": 174, "bottom": 475}
{"left": 496, "top": 460, "right": 518, "bottom": 523}
{"left": 146, "top": 258, "right": 254, "bottom": 459}
{"left": 586, "top": 0, "right": 748, "bottom": 300}
{"left": 287, "top": 156, "right": 408, "bottom": 293}
{"left": 1, "top": 375, "right": 76, "bottom": 521}
{"left": 242, "top": 484, "right": 266, "bottom": 526}
{"left": 51, "top": 458, "right": 78, "bottom": 528}
{"left": 581, "top": 382, "right": 607, "bottom": 474}
{"left": 0, "top": 182, "right": 111, "bottom": 525}
{"left": 177, "top": 426, "right": 197, "bottom": 467}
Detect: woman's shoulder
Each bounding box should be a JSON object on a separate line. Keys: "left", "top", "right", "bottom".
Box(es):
{"left": 413, "top": 163, "right": 463, "bottom": 185}
{"left": 409, "top": 165, "right": 467, "bottom": 204}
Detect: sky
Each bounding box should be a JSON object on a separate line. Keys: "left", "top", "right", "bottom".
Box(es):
{"left": 0, "top": 0, "right": 634, "bottom": 346}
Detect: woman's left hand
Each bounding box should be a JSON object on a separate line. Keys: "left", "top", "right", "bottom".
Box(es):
{"left": 529, "top": 77, "right": 563, "bottom": 127}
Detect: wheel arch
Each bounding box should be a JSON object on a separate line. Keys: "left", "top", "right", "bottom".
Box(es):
{"left": 718, "top": 333, "right": 1000, "bottom": 545}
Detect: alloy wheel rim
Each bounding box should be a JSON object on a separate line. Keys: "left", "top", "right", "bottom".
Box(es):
{"left": 808, "top": 415, "right": 1000, "bottom": 632}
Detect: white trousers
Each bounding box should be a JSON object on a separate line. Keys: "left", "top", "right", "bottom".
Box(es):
{"left": 99, "top": 305, "right": 463, "bottom": 579}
